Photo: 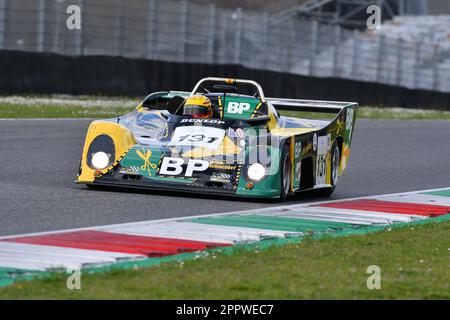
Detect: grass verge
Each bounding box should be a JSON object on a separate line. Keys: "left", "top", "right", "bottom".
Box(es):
{"left": 0, "top": 220, "right": 448, "bottom": 299}
{"left": 0, "top": 95, "right": 449, "bottom": 119}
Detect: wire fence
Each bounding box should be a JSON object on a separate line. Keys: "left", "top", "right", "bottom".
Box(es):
{"left": 1, "top": 0, "right": 449, "bottom": 93}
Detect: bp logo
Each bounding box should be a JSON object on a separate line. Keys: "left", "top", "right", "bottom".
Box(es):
{"left": 159, "top": 157, "right": 209, "bottom": 177}
{"left": 227, "top": 102, "right": 251, "bottom": 114}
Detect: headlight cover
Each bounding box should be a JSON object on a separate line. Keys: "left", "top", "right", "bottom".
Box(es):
{"left": 247, "top": 163, "right": 266, "bottom": 181}
{"left": 87, "top": 134, "right": 115, "bottom": 170}
{"left": 91, "top": 152, "right": 110, "bottom": 170}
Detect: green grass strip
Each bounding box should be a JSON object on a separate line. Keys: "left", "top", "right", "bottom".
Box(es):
{"left": 0, "top": 103, "right": 134, "bottom": 119}
{"left": 422, "top": 189, "right": 450, "bottom": 197}
{"left": 188, "top": 214, "right": 352, "bottom": 232}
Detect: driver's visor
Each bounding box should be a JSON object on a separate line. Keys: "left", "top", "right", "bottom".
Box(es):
{"left": 183, "top": 105, "right": 211, "bottom": 116}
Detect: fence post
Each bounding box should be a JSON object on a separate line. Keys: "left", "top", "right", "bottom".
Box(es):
{"left": 76, "top": 0, "right": 84, "bottom": 55}
{"left": 37, "top": 0, "right": 46, "bottom": 52}
{"left": 351, "top": 30, "right": 359, "bottom": 76}
{"left": 284, "top": 20, "right": 294, "bottom": 72}
{"left": 332, "top": 24, "right": 341, "bottom": 77}
{"left": 178, "top": 0, "right": 188, "bottom": 61}
{"left": 234, "top": 7, "right": 242, "bottom": 65}
{"left": 395, "top": 37, "right": 403, "bottom": 86}
{"left": 146, "top": 0, "right": 156, "bottom": 59}
{"left": 0, "top": 0, "right": 7, "bottom": 49}
{"left": 398, "top": 0, "right": 405, "bottom": 16}
{"left": 309, "top": 20, "right": 319, "bottom": 76}
{"left": 261, "top": 12, "right": 269, "bottom": 69}
{"left": 432, "top": 45, "right": 439, "bottom": 91}
{"left": 376, "top": 34, "right": 385, "bottom": 82}
{"left": 413, "top": 41, "right": 420, "bottom": 88}
{"left": 53, "top": 0, "right": 63, "bottom": 53}
{"left": 115, "top": 0, "right": 125, "bottom": 56}
{"left": 206, "top": 4, "right": 216, "bottom": 64}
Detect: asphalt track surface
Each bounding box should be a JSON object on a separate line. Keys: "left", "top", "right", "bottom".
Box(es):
{"left": 0, "top": 119, "right": 449, "bottom": 236}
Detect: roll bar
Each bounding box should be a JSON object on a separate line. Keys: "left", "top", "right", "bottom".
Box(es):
{"left": 190, "top": 77, "right": 267, "bottom": 102}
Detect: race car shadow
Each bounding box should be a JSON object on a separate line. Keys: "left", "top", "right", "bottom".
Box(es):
{"left": 79, "top": 184, "right": 333, "bottom": 204}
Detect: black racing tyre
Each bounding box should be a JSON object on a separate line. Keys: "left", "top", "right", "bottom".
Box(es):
{"left": 77, "top": 158, "right": 83, "bottom": 176}
{"left": 317, "top": 140, "right": 340, "bottom": 197}
{"left": 279, "top": 144, "right": 291, "bottom": 202}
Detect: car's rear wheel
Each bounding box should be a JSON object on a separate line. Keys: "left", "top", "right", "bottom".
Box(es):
{"left": 317, "top": 140, "right": 340, "bottom": 197}
{"left": 280, "top": 144, "right": 291, "bottom": 202}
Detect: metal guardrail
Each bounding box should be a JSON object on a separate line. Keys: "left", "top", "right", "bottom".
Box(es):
{"left": 0, "top": 0, "right": 449, "bottom": 93}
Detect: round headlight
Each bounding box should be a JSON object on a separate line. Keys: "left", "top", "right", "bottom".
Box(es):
{"left": 91, "top": 152, "right": 110, "bottom": 170}
{"left": 247, "top": 163, "right": 266, "bottom": 181}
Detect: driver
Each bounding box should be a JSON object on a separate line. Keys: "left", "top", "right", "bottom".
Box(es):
{"left": 182, "top": 95, "right": 213, "bottom": 119}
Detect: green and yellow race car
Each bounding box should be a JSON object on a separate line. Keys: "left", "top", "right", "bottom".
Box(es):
{"left": 77, "top": 77, "right": 358, "bottom": 201}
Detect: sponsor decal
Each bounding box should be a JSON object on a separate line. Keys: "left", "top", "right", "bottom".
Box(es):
{"left": 226, "top": 127, "right": 245, "bottom": 147}
{"left": 209, "top": 161, "right": 237, "bottom": 170}
{"left": 119, "top": 166, "right": 140, "bottom": 175}
{"left": 316, "top": 154, "right": 327, "bottom": 184}
{"left": 235, "top": 128, "right": 244, "bottom": 139}
{"left": 159, "top": 157, "right": 209, "bottom": 177}
{"left": 210, "top": 172, "right": 232, "bottom": 183}
{"left": 136, "top": 149, "right": 157, "bottom": 176}
{"left": 315, "top": 134, "right": 331, "bottom": 186}
{"left": 169, "top": 126, "right": 225, "bottom": 149}
{"left": 291, "top": 138, "right": 303, "bottom": 190}
{"left": 226, "top": 127, "right": 237, "bottom": 138}
{"left": 180, "top": 118, "right": 225, "bottom": 125}
{"left": 294, "top": 141, "right": 302, "bottom": 178}
{"left": 227, "top": 101, "right": 251, "bottom": 114}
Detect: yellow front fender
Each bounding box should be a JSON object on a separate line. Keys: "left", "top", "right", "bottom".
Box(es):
{"left": 77, "top": 121, "right": 136, "bottom": 183}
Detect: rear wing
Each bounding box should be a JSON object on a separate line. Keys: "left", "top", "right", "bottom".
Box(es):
{"left": 267, "top": 97, "right": 358, "bottom": 114}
